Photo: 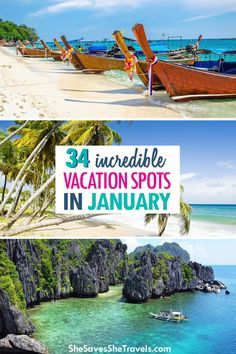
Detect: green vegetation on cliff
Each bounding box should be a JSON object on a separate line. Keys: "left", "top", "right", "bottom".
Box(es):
{"left": 25, "top": 240, "right": 95, "bottom": 297}
{"left": 152, "top": 255, "right": 169, "bottom": 285}
{"left": 0, "top": 241, "right": 26, "bottom": 312}
{"left": 181, "top": 263, "right": 193, "bottom": 285}
{"left": 0, "top": 19, "right": 38, "bottom": 41}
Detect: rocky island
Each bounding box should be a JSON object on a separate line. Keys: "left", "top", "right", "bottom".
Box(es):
{"left": 0, "top": 240, "right": 225, "bottom": 353}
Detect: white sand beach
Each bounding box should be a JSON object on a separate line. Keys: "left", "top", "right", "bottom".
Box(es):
{"left": 5, "top": 212, "right": 234, "bottom": 238}
{"left": 0, "top": 47, "right": 180, "bottom": 119}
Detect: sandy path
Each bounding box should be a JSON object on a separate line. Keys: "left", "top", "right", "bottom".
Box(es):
{"left": 0, "top": 47, "right": 180, "bottom": 119}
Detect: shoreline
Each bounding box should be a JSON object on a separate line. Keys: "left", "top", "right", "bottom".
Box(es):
{"left": 0, "top": 47, "right": 180, "bottom": 119}
{"left": 0, "top": 213, "right": 234, "bottom": 238}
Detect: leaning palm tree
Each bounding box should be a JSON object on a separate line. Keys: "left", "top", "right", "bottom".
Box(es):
{"left": 2, "top": 121, "right": 122, "bottom": 233}
{"left": 0, "top": 121, "right": 63, "bottom": 215}
{"left": 145, "top": 185, "right": 192, "bottom": 236}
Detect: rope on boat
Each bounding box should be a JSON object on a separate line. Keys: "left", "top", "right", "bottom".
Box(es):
{"left": 148, "top": 55, "right": 158, "bottom": 95}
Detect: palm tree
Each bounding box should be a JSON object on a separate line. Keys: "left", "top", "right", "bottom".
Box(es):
{"left": 0, "top": 141, "right": 18, "bottom": 202}
{"left": 61, "top": 121, "right": 122, "bottom": 145}
{"left": 2, "top": 121, "right": 122, "bottom": 232}
{"left": 0, "top": 121, "right": 62, "bottom": 215}
{"left": 0, "top": 121, "right": 28, "bottom": 148}
{"left": 145, "top": 185, "right": 192, "bottom": 236}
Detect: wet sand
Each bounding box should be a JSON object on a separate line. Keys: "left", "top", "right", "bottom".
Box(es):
{"left": 0, "top": 47, "right": 179, "bottom": 119}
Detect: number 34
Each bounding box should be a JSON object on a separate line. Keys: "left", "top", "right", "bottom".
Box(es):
{"left": 66, "top": 148, "right": 90, "bottom": 168}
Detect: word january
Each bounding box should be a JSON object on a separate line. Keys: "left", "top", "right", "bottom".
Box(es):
{"left": 64, "top": 192, "right": 171, "bottom": 211}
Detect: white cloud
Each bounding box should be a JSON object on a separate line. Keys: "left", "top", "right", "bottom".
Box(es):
{"left": 122, "top": 237, "right": 140, "bottom": 253}
{"left": 30, "top": 0, "right": 142, "bottom": 16}
{"left": 179, "top": 242, "right": 207, "bottom": 263}
{"left": 217, "top": 160, "right": 236, "bottom": 171}
{"left": 181, "top": 0, "right": 236, "bottom": 21}
{"left": 27, "top": 0, "right": 236, "bottom": 20}
{"left": 183, "top": 174, "right": 236, "bottom": 204}
{"left": 181, "top": 172, "right": 197, "bottom": 181}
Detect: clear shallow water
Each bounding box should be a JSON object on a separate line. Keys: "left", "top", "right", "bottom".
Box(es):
{"left": 30, "top": 266, "right": 236, "bottom": 354}
{"left": 104, "top": 70, "right": 236, "bottom": 118}
{"left": 190, "top": 204, "right": 236, "bottom": 225}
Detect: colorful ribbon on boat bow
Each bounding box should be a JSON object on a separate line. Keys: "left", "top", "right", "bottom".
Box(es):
{"left": 148, "top": 55, "right": 158, "bottom": 96}
{"left": 61, "top": 47, "right": 74, "bottom": 62}
{"left": 124, "top": 54, "right": 138, "bottom": 81}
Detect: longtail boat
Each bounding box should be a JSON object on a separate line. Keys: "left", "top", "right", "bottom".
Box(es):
{"left": 112, "top": 30, "right": 162, "bottom": 89}
{"left": 61, "top": 36, "right": 163, "bottom": 90}
{"left": 61, "top": 34, "right": 163, "bottom": 89}
{"left": 167, "top": 35, "right": 202, "bottom": 59}
{"left": 17, "top": 41, "right": 48, "bottom": 58}
{"left": 40, "top": 39, "right": 62, "bottom": 61}
{"left": 132, "top": 24, "right": 236, "bottom": 102}
{"left": 61, "top": 35, "right": 126, "bottom": 73}
{"left": 60, "top": 35, "right": 84, "bottom": 70}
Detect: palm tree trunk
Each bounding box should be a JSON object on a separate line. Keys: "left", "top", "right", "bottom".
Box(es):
{"left": 39, "top": 194, "right": 54, "bottom": 217}
{"left": 6, "top": 176, "right": 26, "bottom": 218}
{"left": 0, "top": 123, "right": 60, "bottom": 214}
{"left": 0, "top": 121, "right": 28, "bottom": 148}
{"left": 2, "top": 213, "right": 105, "bottom": 237}
{"left": 26, "top": 193, "right": 54, "bottom": 225}
{"left": 25, "top": 209, "right": 39, "bottom": 225}
{"left": 1, "top": 173, "right": 8, "bottom": 203}
{"left": 3, "top": 173, "right": 55, "bottom": 230}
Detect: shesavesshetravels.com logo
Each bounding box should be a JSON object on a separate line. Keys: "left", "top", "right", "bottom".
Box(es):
{"left": 68, "top": 345, "right": 172, "bottom": 353}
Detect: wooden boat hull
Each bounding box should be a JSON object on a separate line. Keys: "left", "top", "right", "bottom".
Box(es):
{"left": 60, "top": 35, "right": 85, "bottom": 70}
{"left": 152, "top": 61, "right": 236, "bottom": 101}
{"left": 51, "top": 51, "right": 63, "bottom": 61}
{"left": 77, "top": 52, "right": 163, "bottom": 89}
{"left": 132, "top": 23, "right": 236, "bottom": 101}
{"left": 40, "top": 39, "right": 62, "bottom": 61}
{"left": 76, "top": 52, "right": 126, "bottom": 73}
{"left": 17, "top": 47, "right": 49, "bottom": 58}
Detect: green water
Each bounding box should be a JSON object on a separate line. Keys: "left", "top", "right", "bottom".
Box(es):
{"left": 190, "top": 204, "right": 236, "bottom": 225}
{"left": 30, "top": 266, "right": 236, "bottom": 354}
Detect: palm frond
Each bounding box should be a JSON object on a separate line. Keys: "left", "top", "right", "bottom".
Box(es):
{"left": 145, "top": 213, "right": 157, "bottom": 225}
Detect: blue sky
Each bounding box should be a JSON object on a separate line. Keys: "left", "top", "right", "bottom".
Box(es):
{"left": 110, "top": 121, "right": 236, "bottom": 204}
{"left": 1, "top": 120, "right": 236, "bottom": 204}
{"left": 123, "top": 238, "right": 236, "bottom": 265}
{"left": 0, "top": 0, "right": 236, "bottom": 40}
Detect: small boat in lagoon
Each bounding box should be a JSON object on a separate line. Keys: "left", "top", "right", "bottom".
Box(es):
{"left": 150, "top": 310, "right": 188, "bottom": 323}
{"left": 132, "top": 23, "right": 236, "bottom": 102}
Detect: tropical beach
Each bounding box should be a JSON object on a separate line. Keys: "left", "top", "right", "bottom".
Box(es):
{"left": 0, "top": 238, "right": 235, "bottom": 354}
{"left": 1, "top": 43, "right": 236, "bottom": 119}
{"left": 0, "top": 120, "right": 235, "bottom": 238}
{"left": 1, "top": 13, "right": 236, "bottom": 118}
{"left": 0, "top": 46, "right": 179, "bottom": 119}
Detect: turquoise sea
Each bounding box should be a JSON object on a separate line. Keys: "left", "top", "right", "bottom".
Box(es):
{"left": 30, "top": 265, "right": 236, "bottom": 354}
{"left": 190, "top": 204, "right": 236, "bottom": 225}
